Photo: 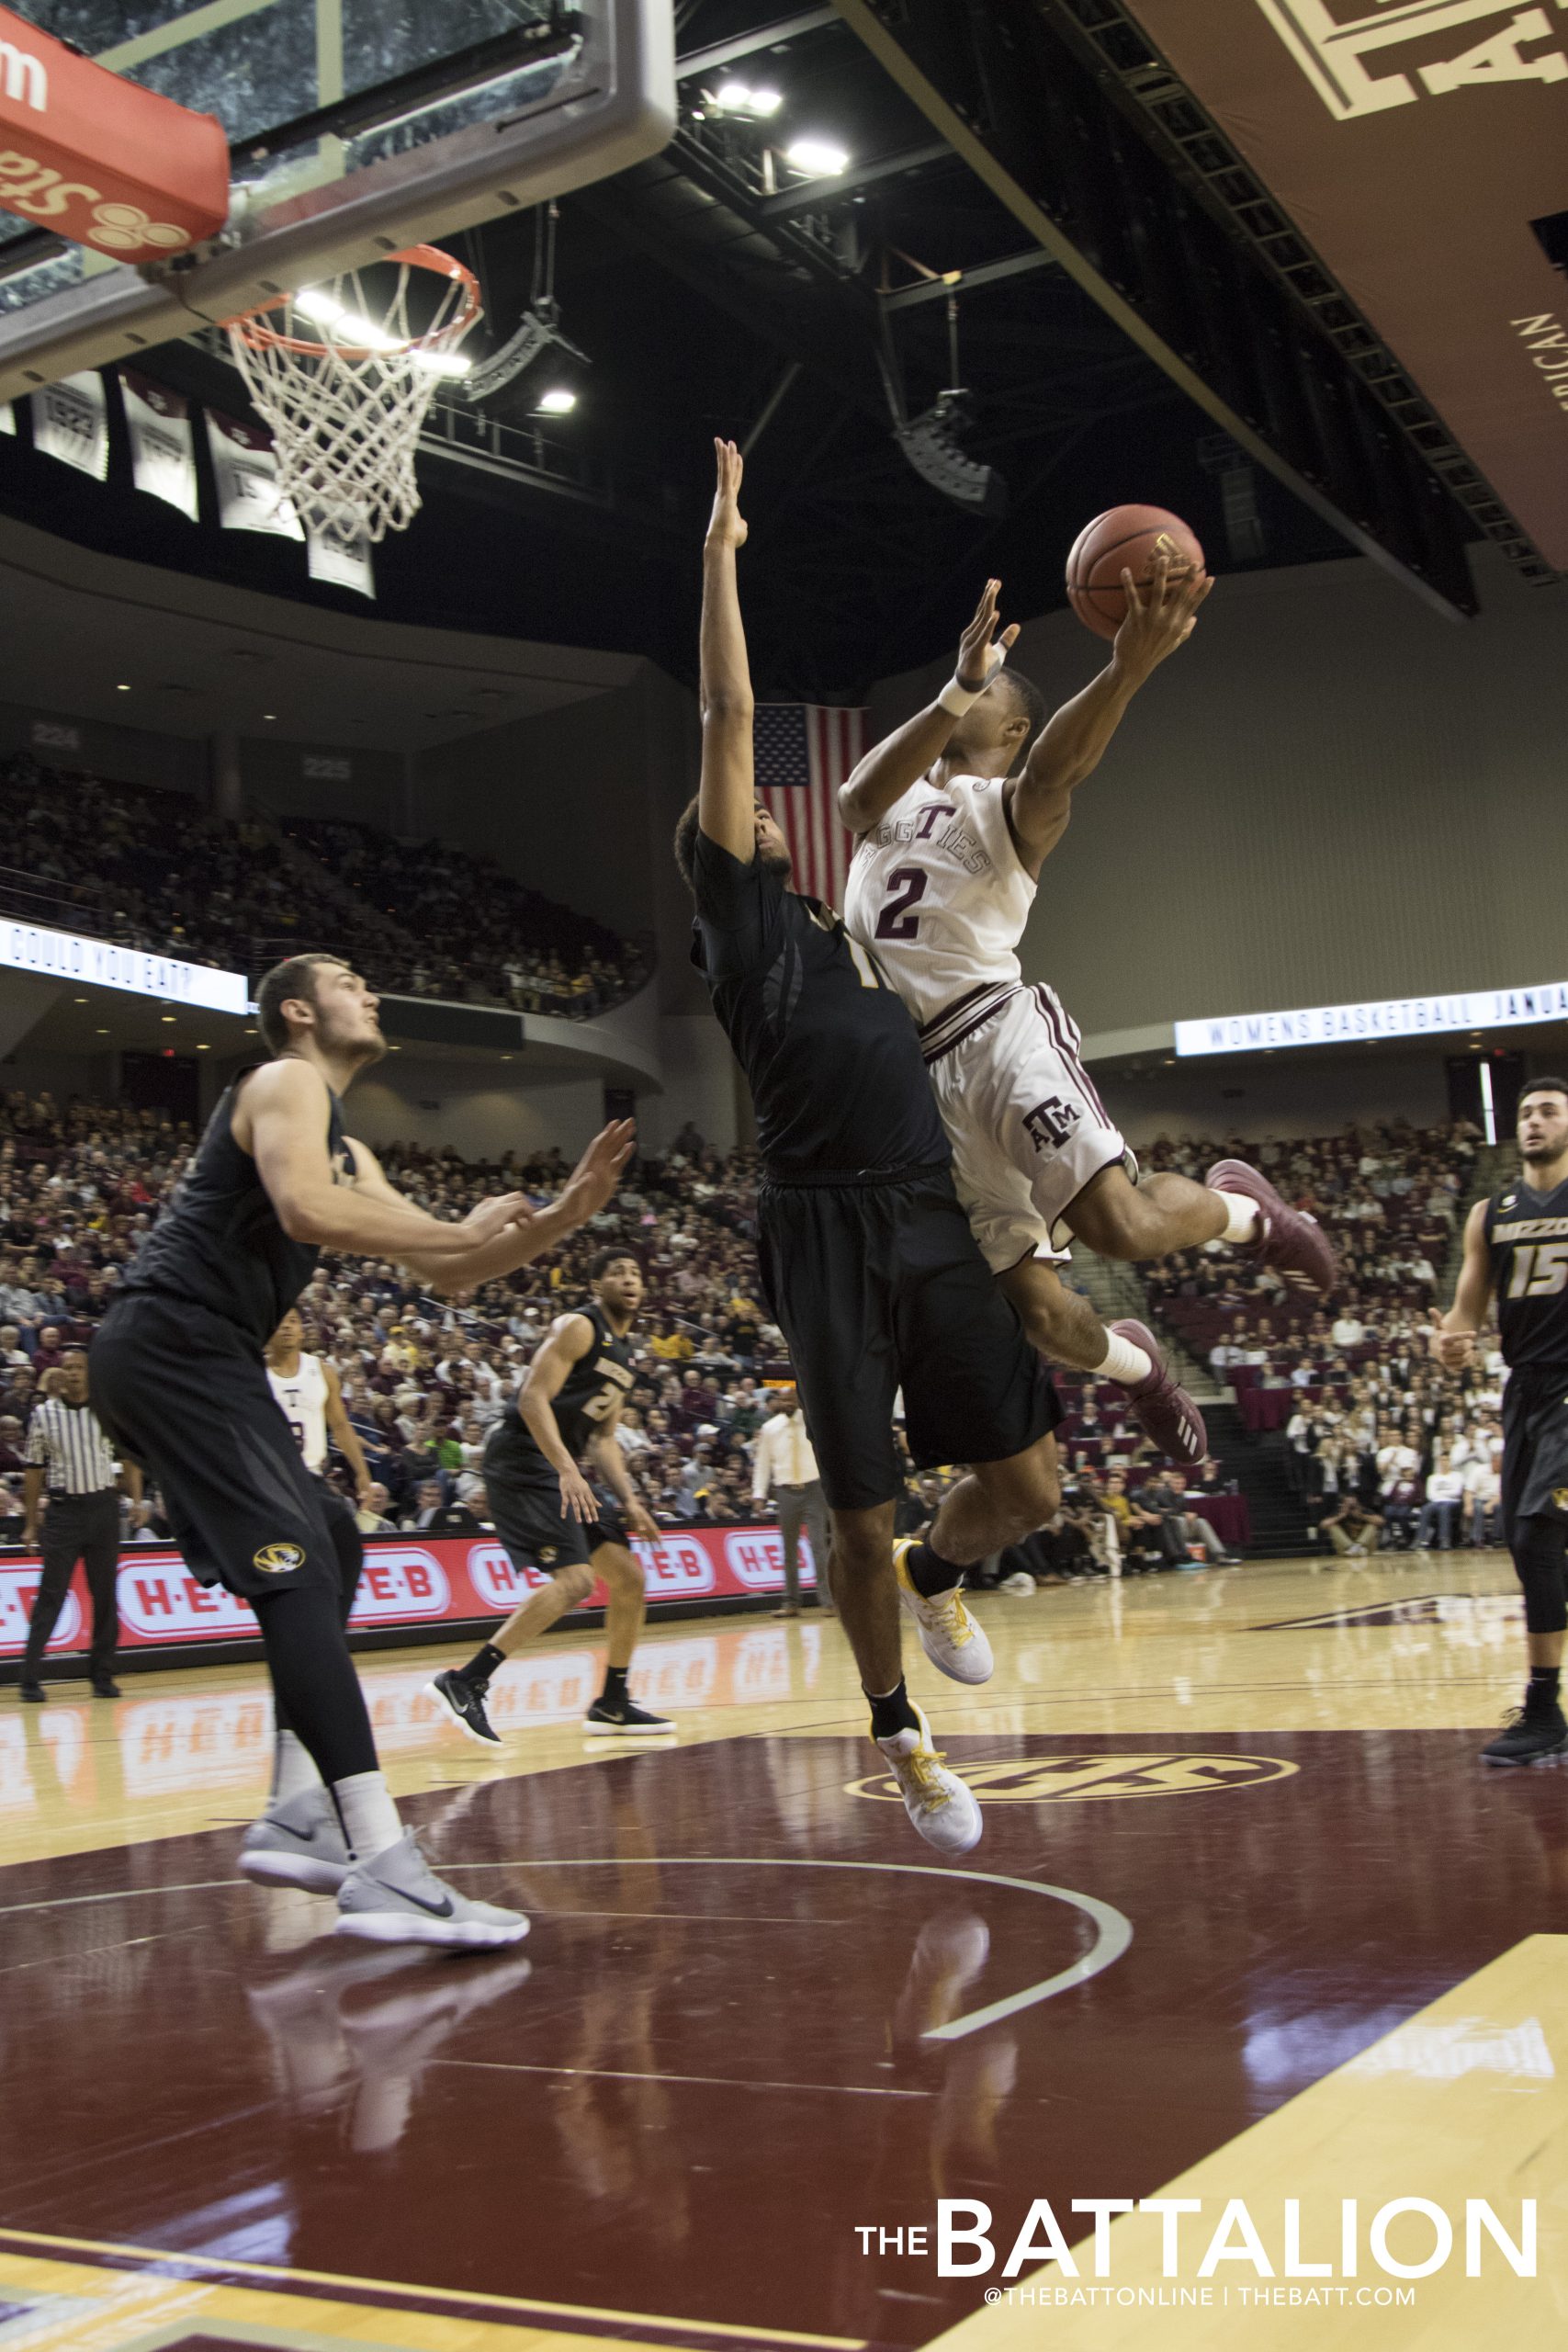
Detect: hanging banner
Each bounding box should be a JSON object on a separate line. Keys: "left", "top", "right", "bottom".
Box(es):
{"left": 121, "top": 370, "right": 197, "bottom": 518}
{"left": 204, "top": 409, "right": 303, "bottom": 539}
{"left": 307, "top": 527, "right": 376, "bottom": 598}
{"left": 1120, "top": 0, "right": 1568, "bottom": 570}
{"left": 0, "top": 401, "right": 14, "bottom": 435}
{"left": 29, "top": 368, "right": 107, "bottom": 478}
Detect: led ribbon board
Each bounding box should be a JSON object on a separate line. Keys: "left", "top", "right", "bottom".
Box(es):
{"left": 1175, "top": 981, "right": 1568, "bottom": 1057}
{"left": 0, "top": 918, "right": 250, "bottom": 1013}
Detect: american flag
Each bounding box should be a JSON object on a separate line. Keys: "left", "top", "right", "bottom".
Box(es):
{"left": 754, "top": 704, "right": 866, "bottom": 908}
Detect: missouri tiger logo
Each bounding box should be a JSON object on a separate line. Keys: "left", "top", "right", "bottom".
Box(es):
{"left": 253, "top": 1541, "right": 306, "bottom": 1576}
{"left": 846, "top": 1750, "right": 1298, "bottom": 1806}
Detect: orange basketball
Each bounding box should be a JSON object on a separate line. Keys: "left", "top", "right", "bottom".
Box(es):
{"left": 1066, "top": 504, "right": 1206, "bottom": 641}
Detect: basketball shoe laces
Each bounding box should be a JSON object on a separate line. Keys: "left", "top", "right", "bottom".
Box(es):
{"left": 902, "top": 1733, "right": 956, "bottom": 1811}
{"left": 926, "top": 1585, "right": 976, "bottom": 1650}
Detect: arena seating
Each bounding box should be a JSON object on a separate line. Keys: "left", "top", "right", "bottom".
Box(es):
{"left": 0, "top": 1091, "right": 1503, "bottom": 1561}
{"left": 0, "top": 754, "right": 649, "bottom": 1015}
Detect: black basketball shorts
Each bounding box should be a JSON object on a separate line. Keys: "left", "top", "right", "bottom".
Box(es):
{"left": 91, "top": 1293, "right": 344, "bottom": 1604}
{"left": 756, "top": 1164, "right": 1059, "bottom": 1512}
{"left": 483, "top": 1449, "right": 630, "bottom": 1576}
{"left": 1501, "top": 1369, "right": 1568, "bottom": 1545}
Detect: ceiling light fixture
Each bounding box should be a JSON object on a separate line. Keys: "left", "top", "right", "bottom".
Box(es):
{"left": 784, "top": 136, "right": 849, "bottom": 176}
{"left": 713, "top": 79, "right": 782, "bottom": 117}
{"left": 116, "top": 682, "right": 130, "bottom": 692}
{"left": 536, "top": 387, "right": 577, "bottom": 414}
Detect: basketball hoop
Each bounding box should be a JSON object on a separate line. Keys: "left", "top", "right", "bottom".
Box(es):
{"left": 220, "top": 245, "right": 482, "bottom": 544}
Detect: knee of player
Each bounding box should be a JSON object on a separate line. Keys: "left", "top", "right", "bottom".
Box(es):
{"left": 1002, "top": 1456, "right": 1060, "bottom": 1540}
{"left": 599, "top": 1546, "right": 644, "bottom": 1595}
{"left": 561, "top": 1562, "right": 596, "bottom": 1606}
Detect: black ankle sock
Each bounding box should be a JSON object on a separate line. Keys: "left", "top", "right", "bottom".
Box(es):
{"left": 906, "top": 1540, "right": 965, "bottom": 1600}
{"left": 462, "top": 1642, "right": 506, "bottom": 1688}
{"left": 602, "top": 1664, "right": 629, "bottom": 1705}
{"left": 1529, "top": 1665, "right": 1562, "bottom": 1703}
{"left": 865, "top": 1678, "right": 919, "bottom": 1741}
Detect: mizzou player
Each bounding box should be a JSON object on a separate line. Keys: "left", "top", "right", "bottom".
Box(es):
{"left": 1431, "top": 1078, "right": 1568, "bottom": 1763}
{"left": 90, "top": 948, "right": 633, "bottom": 1947}
{"left": 670, "top": 440, "right": 1063, "bottom": 1859}
{"left": 839, "top": 567, "right": 1335, "bottom": 1458}
{"left": 428, "top": 1248, "right": 673, "bottom": 1742}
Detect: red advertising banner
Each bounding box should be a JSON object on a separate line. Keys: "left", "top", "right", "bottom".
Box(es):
{"left": 0, "top": 6, "right": 229, "bottom": 262}
{"left": 1120, "top": 0, "right": 1568, "bottom": 567}
{"left": 1, "top": 1527, "right": 820, "bottom": 1662}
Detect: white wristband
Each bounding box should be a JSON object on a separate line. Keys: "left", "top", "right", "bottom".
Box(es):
{"left": 937, "top": 639, "right": 1009, "bottom": 717}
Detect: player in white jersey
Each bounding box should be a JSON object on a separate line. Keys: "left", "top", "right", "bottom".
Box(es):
{"left": 265, "top": 1307, "right": 373, "bottom": 1630}
{"left": 841, "top": 566, "right": 1336, "bottom": 1458}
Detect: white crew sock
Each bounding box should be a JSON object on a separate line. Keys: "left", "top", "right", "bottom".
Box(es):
{"left": 1216, "top": 1190, "right": 1263, "bottom": 1245}
{"left": 268, "top": 1727, "right": 321, "bottom": 1809}
{"left": 332, "top": 1770, "right": 403, "bottom": 1863}
{"left": 1096, "top": 1331, "right": 1154, "bottom": 1385}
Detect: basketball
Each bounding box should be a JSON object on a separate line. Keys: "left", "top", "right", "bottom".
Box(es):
{"left": 1066, "top": 504, "right": 1206, "bottom": 640}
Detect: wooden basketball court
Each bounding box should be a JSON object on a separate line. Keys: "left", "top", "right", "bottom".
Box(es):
{"left": 2, "top": 1553, "right": 1562, "bottom": 2351}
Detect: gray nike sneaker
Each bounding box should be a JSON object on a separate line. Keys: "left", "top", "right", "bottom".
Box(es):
{"left": 239, "top": 1786, "right": 353, "bottom": 1895}
{"left": 335, "top": 1831, "right": 529, "bottom": 1949}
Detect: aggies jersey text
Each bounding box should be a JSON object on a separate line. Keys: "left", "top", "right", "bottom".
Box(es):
{"left": 842, "top": 771, "right": 1034, "bottom": 1028}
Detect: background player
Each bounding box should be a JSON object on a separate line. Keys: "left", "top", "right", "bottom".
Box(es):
{"left": 428, "top": 1248, "right": 673, "bottom": 1743}
{"left": 840, "top": 565, "right": 1336, "bottom": 1442}
{"left": 90, "top": 949, "right": 633, "bottom": 1948}
{"left": 1429, "top": 1078, "right": 1568, "bottom": 1764}
{"left": 259, "top": 1306, "right": 371, "bottom": 1826}
{"left": 673, "top": 439, "right": 1064, "bottom": 1858}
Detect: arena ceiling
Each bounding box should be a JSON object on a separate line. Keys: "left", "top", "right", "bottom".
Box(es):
{"left": 0, "top": 0, "right": 1553, "bottom": 701}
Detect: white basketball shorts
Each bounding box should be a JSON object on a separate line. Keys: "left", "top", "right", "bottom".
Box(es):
{"left": 923, "top": 981, "right": 1137, "bottom": 1272}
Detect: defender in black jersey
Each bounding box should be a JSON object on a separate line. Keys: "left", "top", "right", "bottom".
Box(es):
{"left": 427, "top": 1249, "right": 673, "bottom": 1744}
{"left": 89, "top": 948, "right": 633, "bottom": 1946}
{"left": 670, "top": 441, "right": 1063, "bottom": 1858}
{"left": 1433, "top": 1077, "right": 1568, "bottom": 1764}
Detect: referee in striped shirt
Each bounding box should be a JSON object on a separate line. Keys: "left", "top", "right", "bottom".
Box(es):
{"left": 19, "top": 1348, "right": 139, "bottom": 1702}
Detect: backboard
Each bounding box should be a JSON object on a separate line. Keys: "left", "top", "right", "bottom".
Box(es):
{"left": 0, "top": 0, "right": 674, "bottom": 399}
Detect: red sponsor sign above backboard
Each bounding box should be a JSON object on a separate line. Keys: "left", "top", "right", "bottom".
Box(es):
{"left": 1121, "top": 0, "right": 1568, "bottom": 567}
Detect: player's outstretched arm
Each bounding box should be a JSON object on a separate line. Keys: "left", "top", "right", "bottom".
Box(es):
{"left": 244, "top": 1059, "right": 529, "bottom": 1262}
{"left": 1427, "top": 1198, "right": 1494, "bottom": 1367}
{"left": 838, "top": 579, "right": 1018, "bottom": 835}
{"left": 347, "top": 1123, "right": 635, "bottom": 1294}
{"left": 1008, "top": 552, "right": 1212, "bottom": 866}
{"left": 699, "top": 437, "right": 756, "bottom": 862}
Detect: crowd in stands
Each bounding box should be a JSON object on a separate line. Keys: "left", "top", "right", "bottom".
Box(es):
{"left": 0, "top": 1091, "right": 1506, "bottom": 1571}
{"left": 0, "top": 754, "right": 649, "bottom": 1018}
{"left": 1142, "top": 1119, "right": 1505, "bottom": 1553}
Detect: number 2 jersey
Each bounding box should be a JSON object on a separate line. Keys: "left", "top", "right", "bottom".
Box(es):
{"left": 841, "top": 770, "right": 1036, "bottom": 1030}
{"left": 1487, "top": 1178, "right": 1568, "bottom": 1375}
{"left": 484, "top": 1302, "right": 636, "bottom": 1484}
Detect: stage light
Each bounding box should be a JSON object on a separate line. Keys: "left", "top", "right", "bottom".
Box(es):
{"left": 784, "top": 137, "right": 849, "bottom": 176}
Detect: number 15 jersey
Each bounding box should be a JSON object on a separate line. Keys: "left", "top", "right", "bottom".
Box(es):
{"left": 842, "top": 771, "right": 1035, "bottom": 1029}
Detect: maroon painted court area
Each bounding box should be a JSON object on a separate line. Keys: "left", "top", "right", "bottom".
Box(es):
{"left": 1, "top": 1733, "right": 1565, "bottom": 2345}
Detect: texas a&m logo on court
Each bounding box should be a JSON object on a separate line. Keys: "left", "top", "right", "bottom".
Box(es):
{"left": 847, "top": 1751, "right": 1299, "bottom": 1805}
{"left": 1022, "top": 1096, "right": 1081, "bottom": 1155}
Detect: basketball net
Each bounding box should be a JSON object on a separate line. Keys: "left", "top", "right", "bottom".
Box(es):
{"left": 221, "top": 246, "right": 482, "bottom": 545}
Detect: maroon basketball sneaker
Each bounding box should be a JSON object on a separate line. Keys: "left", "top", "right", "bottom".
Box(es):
{"left": 1109, "top": 1318, "right": 1207, "bottom": 1465}
{"left": 1205, "top": 1158, "right": 1337, "bottom": 1292}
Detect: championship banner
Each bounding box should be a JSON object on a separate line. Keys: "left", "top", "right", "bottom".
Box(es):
{"left": 205, "top": 409, "right": 303, "bottom": 539}
{"left": 307, "top": 527, "right": 376, "bottom": 598}
{"left": 0, "top": 1526, "right": 821, "bottom": 1660}
{"left": 0, "top": 400, "right": 13, "bottom": 435}
{"left": 0, "top": 5, "right": 228, "bottom": 262}
{"left": 121, "top": 370, "right": 197, "bottom": 518}
{"left": 1119, "top": 0, "right": 1568, "bottom": 568}
{"left": 29, "top": 368, "right": 107, "bottom": 479}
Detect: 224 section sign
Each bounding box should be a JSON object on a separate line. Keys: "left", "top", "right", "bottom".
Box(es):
{"left": 0, "top": 1527, "right": 820, "bottom": 1657}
